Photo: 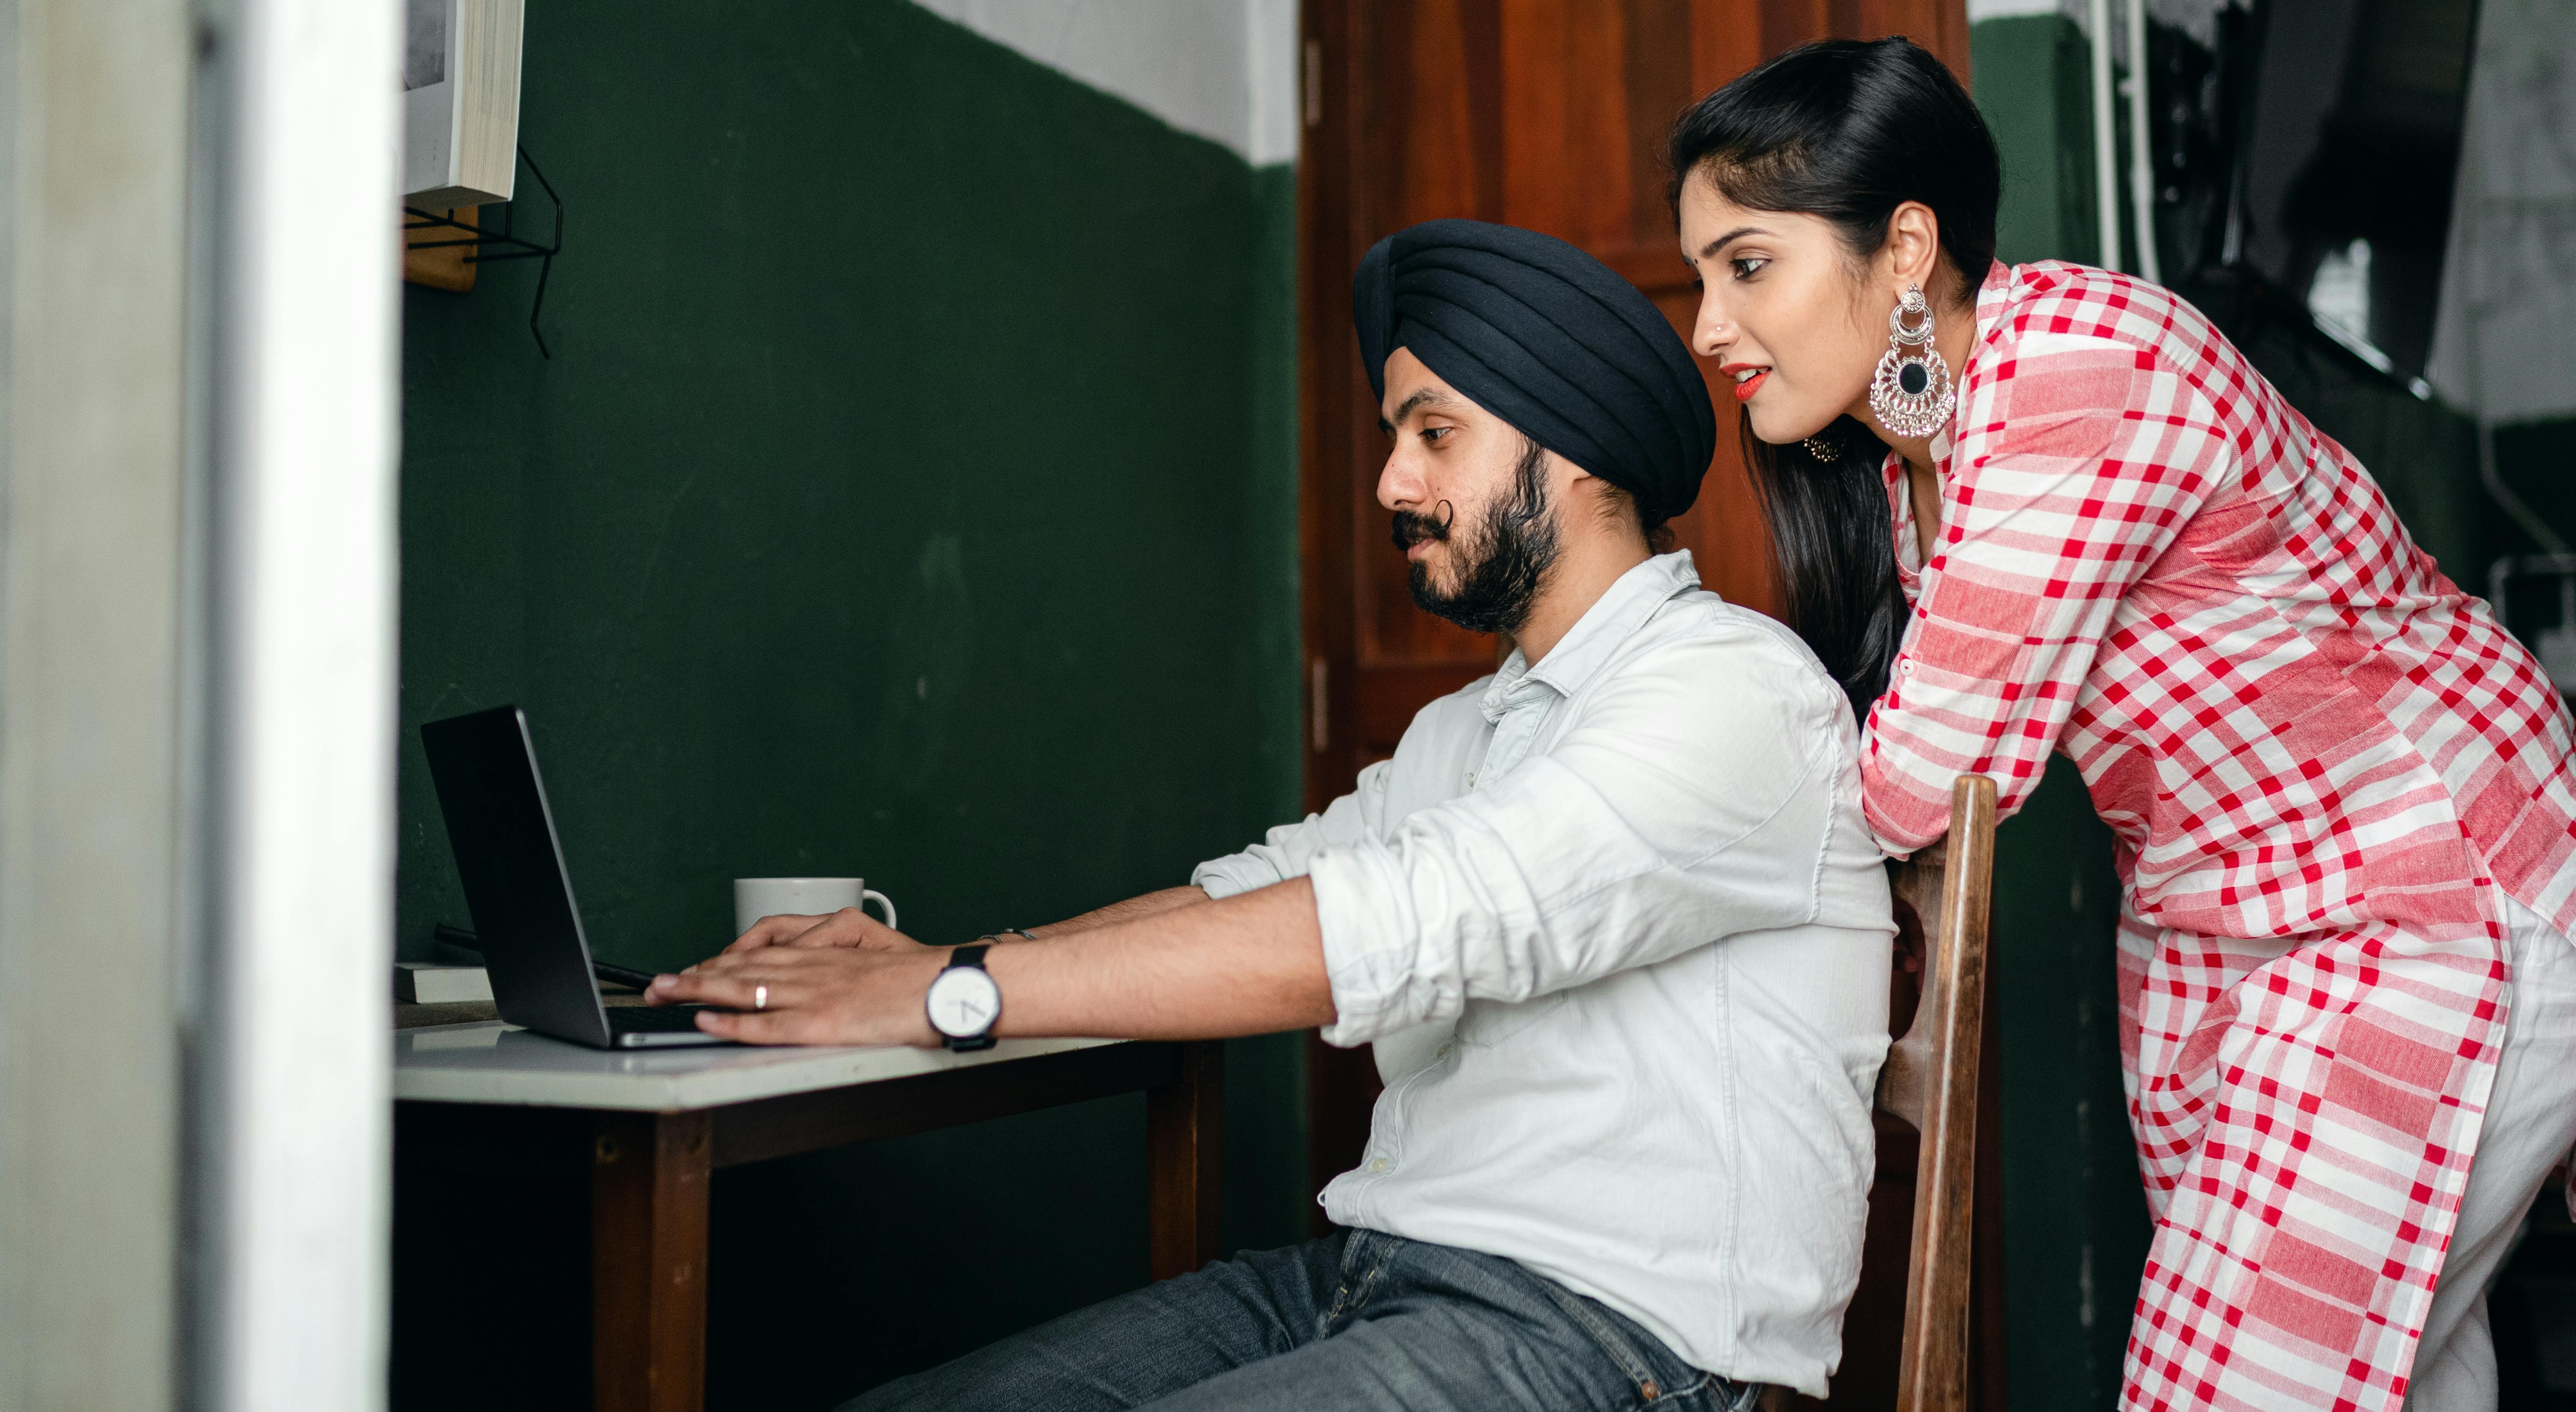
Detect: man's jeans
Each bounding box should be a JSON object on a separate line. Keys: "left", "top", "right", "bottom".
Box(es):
{"left": 840, "top": 1228, "right": 1751, "bottom": 1412}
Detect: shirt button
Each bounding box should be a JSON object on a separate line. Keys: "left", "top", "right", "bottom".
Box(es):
{"left": 1367, "top": 1157, "right": 1390, "bottom": 1173}
{"left": 1465, "top": 772, "right": 1477, "bottom": 788}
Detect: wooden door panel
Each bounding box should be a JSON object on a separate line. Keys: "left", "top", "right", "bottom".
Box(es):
{"left": 1655, "top": 291, "right": 1775, "bottom": 613}
{"left": 1360, "top": 0, "right": 1489, "bottom": 682}
{"left": 1387, "top": 0, "right": 1503, "bottom": 229}
{"left": 1356, "top": 662, "right": 1489, "bottom": 762}
{"left": 1497, "top": 0, "right": 1642, "bottom": 246}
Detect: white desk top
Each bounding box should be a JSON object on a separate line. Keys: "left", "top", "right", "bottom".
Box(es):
{"left": 393, "top": 1021, "right": 1122, "bottom": 1113}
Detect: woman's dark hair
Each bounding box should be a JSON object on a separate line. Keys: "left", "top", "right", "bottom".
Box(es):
{"left": 1665, "top": 38, "right": 2000, "bottom": 720}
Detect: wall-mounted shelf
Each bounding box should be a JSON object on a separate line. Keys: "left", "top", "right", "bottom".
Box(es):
{"left": 403, "top": 145, "right": 562, "bottom": 358}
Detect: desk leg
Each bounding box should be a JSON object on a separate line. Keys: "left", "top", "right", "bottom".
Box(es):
{"left": 1146, "top": 1040, "right": 1224, "bottom": 1280}
{"left": 592, "top": 1110, "right": 713, "bottom": 1412}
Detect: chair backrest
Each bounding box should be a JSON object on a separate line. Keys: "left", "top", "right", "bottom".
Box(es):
{"left": 1874, "top": 774, "right": 1998, "bottom": 1412}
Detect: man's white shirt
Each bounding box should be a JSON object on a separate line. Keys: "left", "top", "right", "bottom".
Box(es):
{"left": 1194, "top": 551, "right": 1892, "bottom": 1396}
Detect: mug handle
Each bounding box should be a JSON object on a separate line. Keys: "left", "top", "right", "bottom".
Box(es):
{"left": 861, "top": 888, "right": 898, "bottom": 934}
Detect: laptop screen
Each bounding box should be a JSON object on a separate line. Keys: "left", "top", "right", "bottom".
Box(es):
{"left": 419, "top": 706, "right": 613, "bottom": 1046}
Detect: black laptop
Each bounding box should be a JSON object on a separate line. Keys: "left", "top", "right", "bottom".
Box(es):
{"left": 421, "top": 706, "right": 731, "bottom": 1048}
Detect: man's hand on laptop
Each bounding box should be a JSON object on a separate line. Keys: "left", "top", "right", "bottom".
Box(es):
{"left": 720, "top": 907, "right": 911, "bottom": 958}
{"left": 644, "top": 942, "right": 948, "bottom": 1047}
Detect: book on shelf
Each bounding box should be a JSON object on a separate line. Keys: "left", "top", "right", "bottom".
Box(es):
{"left": 404, "top": 0, "right": 523, "bottom": 208}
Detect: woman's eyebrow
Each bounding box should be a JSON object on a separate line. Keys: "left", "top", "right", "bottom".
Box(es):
{"left": 1696, "top": 225, "right": 1769, "bottom": 260}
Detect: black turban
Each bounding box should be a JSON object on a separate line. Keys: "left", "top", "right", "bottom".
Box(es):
{"left": 1354, "top": 219, "right": 1717, "bottom": 521}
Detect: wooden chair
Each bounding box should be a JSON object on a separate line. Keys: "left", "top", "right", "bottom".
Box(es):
{"left": 1875, "top": 774, "right": 1998, "bottom": 1412}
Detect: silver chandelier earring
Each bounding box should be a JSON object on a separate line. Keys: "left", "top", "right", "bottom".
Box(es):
{"left": 1869, "top": 283, "right": 1954, "bottom": 439}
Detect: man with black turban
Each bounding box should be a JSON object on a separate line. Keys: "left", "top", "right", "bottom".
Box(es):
{"left": 1352, "top": 219, "right": 1718, "bottom": 641}
{"left": 654, "top": 220, "right": 1893, "bottom": 1412}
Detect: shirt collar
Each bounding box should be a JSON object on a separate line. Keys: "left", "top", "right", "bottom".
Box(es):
{"left": 1480, "top": 551, "right": 1702, "bottom": 721}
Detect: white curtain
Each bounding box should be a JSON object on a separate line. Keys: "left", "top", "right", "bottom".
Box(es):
{"left": 2426, "top": 0, "right": 2576, "bottom": 426}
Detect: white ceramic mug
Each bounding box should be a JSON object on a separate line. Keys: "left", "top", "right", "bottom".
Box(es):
{"left": 733, "top": 877, "right": 898, "bottom": 937}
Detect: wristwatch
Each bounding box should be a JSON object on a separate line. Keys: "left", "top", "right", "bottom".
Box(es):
{"left": 924, "top": 944, "right": 1002, "bottom": 1051}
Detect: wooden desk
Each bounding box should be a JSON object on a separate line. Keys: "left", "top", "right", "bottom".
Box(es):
{"left": 394, "top": 1023, "right": 1222, "bottom": 1412}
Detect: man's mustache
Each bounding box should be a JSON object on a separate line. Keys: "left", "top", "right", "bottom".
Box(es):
{"left": 1391, "top": 500, "right": 1457, "bottom": 549}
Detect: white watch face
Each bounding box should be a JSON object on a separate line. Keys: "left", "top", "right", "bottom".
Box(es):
{"left": 925, "top": 965, "right": 1001, "bottom": 1038}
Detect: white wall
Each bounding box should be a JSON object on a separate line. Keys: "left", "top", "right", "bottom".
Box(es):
{"left": 912, "top": 0, "right": 1299, "bottom": 166}
{"left": 0, "top": 0, "right": 193, "bottom": 1406}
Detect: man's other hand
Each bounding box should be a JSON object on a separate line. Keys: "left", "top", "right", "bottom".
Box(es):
{"left": 644, "top": 944, "right": 946, "bottom": 1047}
{"left": 719, "top": 906, "right": 919, "bottom": 958}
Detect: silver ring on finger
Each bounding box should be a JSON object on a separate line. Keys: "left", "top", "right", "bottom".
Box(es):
{"left": 754, "top": 983, "right": 769, "bottom": 1012}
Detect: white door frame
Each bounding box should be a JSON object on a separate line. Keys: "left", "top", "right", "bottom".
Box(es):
{"left": 190, "top": 0, "right": 401, "bottom": 1406}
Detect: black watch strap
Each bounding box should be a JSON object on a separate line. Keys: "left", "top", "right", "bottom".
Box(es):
{"left": 950, "top": 943, "right": 991, "bottom": 970}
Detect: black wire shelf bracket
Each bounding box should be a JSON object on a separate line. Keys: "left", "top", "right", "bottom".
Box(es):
{"left": 403, "top": 144, "right": 563, "bottom": 359}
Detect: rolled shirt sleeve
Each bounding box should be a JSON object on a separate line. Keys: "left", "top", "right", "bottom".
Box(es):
{"left": 1308, "top": 629, "right": 1844, "bottom": 1047}
{"left": 1190, "top": 758, "right": 1394, "bottom": 900}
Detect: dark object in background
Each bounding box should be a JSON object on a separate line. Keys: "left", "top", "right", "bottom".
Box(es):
{"left": 2152, "top": 0, "right": 2480, "bottom": 387}
{"left": 2492, "top": 1185, "right": 2576, "bottom": 1412}
{"left": 2245, "top": 0, "right": 2475, "bottom": 379}
{"left": 2141, "top": 3, "right": 2238, "bottom": 278}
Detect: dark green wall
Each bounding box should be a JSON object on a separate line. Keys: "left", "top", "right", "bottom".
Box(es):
{"left": 1982, "top": 757, "right": 2149, "bottom": 1411}
{"left": 1976, "top": 15, "right": 2103, "bottom": 272}
{"left": 392, "top": 3, "right": 1302, "bottom": 1406}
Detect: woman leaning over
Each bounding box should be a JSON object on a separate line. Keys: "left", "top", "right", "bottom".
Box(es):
{"left": 1669, "top": 38, "right": 2576, "bottom": 1412}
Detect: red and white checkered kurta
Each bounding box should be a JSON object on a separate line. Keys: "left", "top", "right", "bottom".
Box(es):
{"left": 1862, "top": 261, "right": 2576, "bottom": 1412}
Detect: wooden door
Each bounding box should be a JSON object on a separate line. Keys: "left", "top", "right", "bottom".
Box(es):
{"left": 1293, "top": 3, "right": 1990, "bottom": 1406}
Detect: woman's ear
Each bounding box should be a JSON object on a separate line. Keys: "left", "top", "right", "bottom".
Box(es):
{"left": 1883, "top": 201, "right": 1943, "bottom": 289}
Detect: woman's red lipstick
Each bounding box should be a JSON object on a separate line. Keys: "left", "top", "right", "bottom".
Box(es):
{"left": 1721, "top": 363, "right": 1768, "bottom": 402}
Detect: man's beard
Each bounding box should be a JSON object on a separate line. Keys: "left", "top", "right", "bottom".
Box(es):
{"left": 1390, "top": 437, "right": 1560, "bottom": 636}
